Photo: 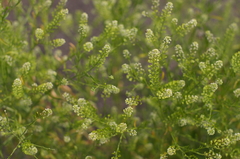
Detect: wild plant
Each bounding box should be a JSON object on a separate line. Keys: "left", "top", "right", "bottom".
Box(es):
{"left": 0, "top": 0, "right": 240, "bottom": 158}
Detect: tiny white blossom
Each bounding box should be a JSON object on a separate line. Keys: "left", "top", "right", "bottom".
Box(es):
{"left": 116, "top": 123, "right": 127, "bottom": 133}
{"left": 157, "top": 88, "right": 173, "bottom": 99}
{"left": 123, "top": 106, "right": 134, "bottom": 117}
{"left": 207, "top": 127, "right": 215, "bottom": 135}
{"left": 83, "top": 42, "right": 93, "bottom": 52}
{"left": 64, "top": 136, "right": 71, "bottom": 142}
{"left": 167, "top": 146, "right": 176, "bottom": 156}
{"left": 89, "top": 131, "right": 98, "bottom": 141}
{"left": 35, "top": 28, "right": 44, "bottom": 40}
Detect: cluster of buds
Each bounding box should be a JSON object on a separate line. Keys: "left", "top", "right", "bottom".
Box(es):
{"left": 21, "top": 142, "right": 38, "bottom": 156}
{"left": 204, "top": 150, "right": 222, "bottom": 159}
{"left": 12, "top": 78, "right": 24, "bottom": 99}
{"left": 210, "top": 137, "right": 231, "bottom": 149}
{"left": 102, "top": 84, "right": 120, "bottom": 97}
{"left": 51, "top": 38, "right": 66, "bottom": 47}
{"left": 177, "top": 19, "right": 197, "bottom": 36}
{"left": 33, "top": 82, "right": 53, "bottom": 94}
{"left": 40, "top": 108, "right": 53, "bottom": 118}
{"left": 157, "top": 88, "right": 173, "bottom": 99}
{"left": 231, "top": 51, "right": 240, "bottom": 73}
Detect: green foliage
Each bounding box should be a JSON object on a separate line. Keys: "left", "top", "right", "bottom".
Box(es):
{"left": 1, "top": 0, "right": 240, "bottom": 158}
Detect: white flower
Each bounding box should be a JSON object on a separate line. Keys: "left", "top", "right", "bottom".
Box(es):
{"left": 83, "top": 42, "right": 93, "bottom": 52}
{"left": 167, "top": 146, "right": 176, "bottom": 156}
{"left": 35, "top": 28, "right": 44, "bottom": 40}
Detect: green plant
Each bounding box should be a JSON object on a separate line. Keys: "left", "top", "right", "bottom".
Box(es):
{"left": 1, "top": 0, "right": 240, "bottom": 158}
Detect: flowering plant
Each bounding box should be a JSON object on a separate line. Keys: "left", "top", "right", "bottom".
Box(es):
{"left": 0, "top": 0, "right": 240, "bottom": 158}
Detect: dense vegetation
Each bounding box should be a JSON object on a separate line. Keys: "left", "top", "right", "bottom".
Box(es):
{"left": 1, "top": 0, "right": 240, "bottom": 158}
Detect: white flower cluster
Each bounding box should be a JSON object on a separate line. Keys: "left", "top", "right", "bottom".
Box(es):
{"left": 127, "top": 27, "right": 138, "bottom": 42}
{"left": 183, "top": 95, "right": 199, "bottom": 105}
{"left": 41, "top": 108, "right": 53, "bottom": 118}
{"left": 101, "top": 44, "right": 111, "bottom": 54}
{"left": 47, "top": 69, "right": 57, "bottom": 82}
{"left": 151, "top": 0, "right": 160, "bottom": 10}
{"left": 163, "top": 2, "right": 173, "bottom": 16}
{"left": 142, "top": 11, "right": 149, "bottom": 17}
{"left": 123, "top": 106, "right": 134, "bottom": 117}
{"left": 202, "top": 83, "right": 218, "bottom": 102}
{"left": 78, "top": 98, "right": 87, "bottom": 107}
{"left": 133, "top": 63, "right": 144, "bottom": 74}
{"left": 167, "top": 146, "right": 176, "bottom": 156}
{"left": 83, "top": 42, "right": 93, "bottom": 52}
{"left": 103, "top": 84, "right": 120, "bottom": 97}
{"left": 64, "top": 136, "right": 71, "bottom": 143}
{"left": 36, "top": 82, "right": 53, "bottom": 94}
{"left": 205, "top": 48, "right": 218, "bottom": 59}
{"left": 203, "top": 83, "right": 218, "bottom": 94}
{"left": 177, "top": 19, "right": 197, "bottom": 36}
{"left": 19, "top": 97, "right": 32, "bottom": 107}
{"left": 118, "top": 24, "right": 138, "bottom": 42}
{"left": 60, "top": 9, "right": 69, "bottom": 18}
{"left": 207, "top": 127, "right": 215, "bottom": 135}
{"left": 80, "top": 12, "right": 88, "bottom": 24}
{"left": 122, "top": 63, "right": 131, "bottom": 73}
{"left": 231, "top": 133, "right": 240, "bottom": 143}
{"left": 233, "top": 88, "right": 240, "bottom": 98}
{"left": 12, "top": 78, "right": 24, "bottom": 99}
{"left": 171, "top": 18, "right": 178, "bottom": 25}
{"left": 123, "top": 49, "right": 131, "bottom": 59}
{"left": 145, "top": 29, "right": 154, "bottom": 44}
{"left": 72, "top": 98, "right": 88, "bottom": 116}
{"left": 81, "top": 119, "right": 93, "bottom": 129}
{"left": 51, "top": 38, "right": 66, "bottom": 47}
{"left": 163, "top": 36, "right": 171, "bottom": 45}
{"left": 61, "top": 78, "right": 69, "bottom": 85}
{"left": 166, "top": 80, "right": 185, "bottom": 92}
{"left": 205, "top": 30, "right": 216, "bottom": 43}
{"left": 189, "top": 41, "right": 198, "bottom": 55}
{"left": 43, "top": 0, "right": 52, "bottom": 8}
{"left": 199, "top": 60, "right": 223, "bottom": 79}
{"left": 199, "top": 61, "right": 207, "bottom": 70}
{"left": 116, "top": 123, "right": 127, "bottom": 133}
{"left": 148, "top": 49, "right": 161, "bottom": 63}
{"left": 173, "top": 92, "right": 182, "bottom": 99}
{"left": 128, "top": 129, "right": 137, "bottom": 136}
{"left": 72, "top": 105, "right": 80, "bottom": 114}
{"left": 125, "top": 97, "right": 139, "bottom": 106}
{"left": 178, "top": 118, "right": 188, "bottom": 127}
{"left": 204, "top": 150, "right": 222, "bottom": 159}
{"left": 79, "top": 22, "right": 89, "bottom": 38}
{"left": 157, "top": 88, "right": 173, "bottom": 99}
{"left": 3, "top": 55, "right": 13, "bottom": 66}
{"left": 63, "top": 92, "right": 76, "bottom": 104}
{"left": 35, "top": 28, "right": 44, "bottom": 40}
{"left": 89, "top": 131, "right": 98, "bottom": 141}
{"left": 160, "top": 36, "right": 171, "bottom": 51}
{"left": 108, "top": 121, "right": 117, "bottom": 130}
{"left": 215, "top": 78, "right": 223, "bottom": 85}
{"left": 89, "top": 130, "right": 110, "bottom": 145}
{"left": 214, "top": 60, "right": 223, "bottom": 69}
{"left": 173, "top": 44, "right": 185, "bottom": 62}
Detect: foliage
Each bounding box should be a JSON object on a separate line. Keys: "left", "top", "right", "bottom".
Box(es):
{"left": 0, "top": 0, "right": 240, "bottom": 158}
